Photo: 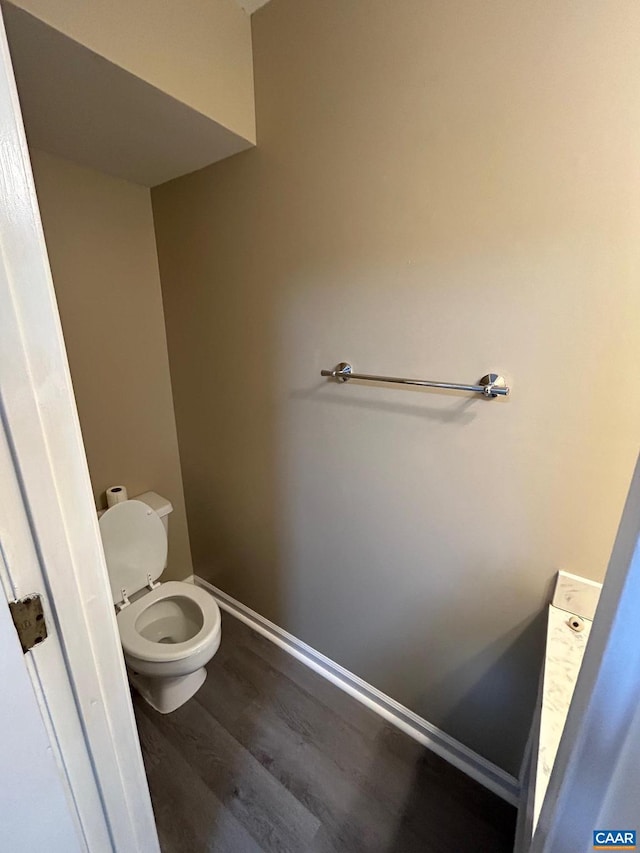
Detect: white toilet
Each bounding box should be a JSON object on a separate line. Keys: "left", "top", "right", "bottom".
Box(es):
{"left": 99, "top": 492, "right": 221, "bottom": 714}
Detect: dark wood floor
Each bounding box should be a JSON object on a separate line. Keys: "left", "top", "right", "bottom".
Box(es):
{"left": 133, "top": 612, "right": 517, "bottom": 853}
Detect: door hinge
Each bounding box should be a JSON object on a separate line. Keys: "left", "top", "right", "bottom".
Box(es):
{"left": 9, "top": 594, "right": 48, "bottom": 652}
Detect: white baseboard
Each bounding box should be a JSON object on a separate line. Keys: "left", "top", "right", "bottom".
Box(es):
{"left": 194, "top": 575, "right": 520, "bottom": 806}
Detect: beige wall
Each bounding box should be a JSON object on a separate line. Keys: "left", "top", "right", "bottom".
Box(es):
{"left": 31, "top": 150, "right": 192, "bottom": 583}
{"left": 152, "top": 0, "right": 640, "bottom": 774}
{"left": 8, "top": 0, "right": 255, "bottom": 142}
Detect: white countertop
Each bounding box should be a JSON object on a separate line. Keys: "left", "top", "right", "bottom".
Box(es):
{"left": 515, "top": 572, "right": 601, "bottom": 850}
{"left": 533, "top": 604, "right": 592, "bottom": 827}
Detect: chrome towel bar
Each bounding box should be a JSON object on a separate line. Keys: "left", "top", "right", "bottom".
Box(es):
{"left": 321, "top": 362, "right": 510, "bottom": 398}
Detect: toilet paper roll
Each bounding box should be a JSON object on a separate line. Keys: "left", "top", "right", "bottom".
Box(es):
{"left": 106, "top": 485, "right": 128, "bottom": 507}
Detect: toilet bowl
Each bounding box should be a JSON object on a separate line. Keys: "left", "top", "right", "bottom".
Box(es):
{"left": 99, "top": 497, "right": 221, "bottom": 713}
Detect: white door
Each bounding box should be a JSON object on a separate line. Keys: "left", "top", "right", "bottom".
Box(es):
{"left": 0, "top": 553, "right": 82, "bottom": 850}
{"left": 0, "top": 407, "right": 105, "bottom": 850}
{"left": 0, "top": 6, "right": 159, "bottom": 851}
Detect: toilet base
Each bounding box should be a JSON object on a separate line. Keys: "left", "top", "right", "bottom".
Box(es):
{"left": 129, "top": 666, "right": 207, "bottom": 714}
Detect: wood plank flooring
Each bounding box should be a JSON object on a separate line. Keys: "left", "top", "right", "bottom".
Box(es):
{"left": 133, "top": 611, "right": 517, "bottom": 853}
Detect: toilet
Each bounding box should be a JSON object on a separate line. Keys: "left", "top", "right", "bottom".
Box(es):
{"left": 98, "top": 492, "right": 221, "bottom": 714}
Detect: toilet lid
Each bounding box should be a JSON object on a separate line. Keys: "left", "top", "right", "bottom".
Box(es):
{"left": 99, "top": 500, "right": 167, "bottom": 606}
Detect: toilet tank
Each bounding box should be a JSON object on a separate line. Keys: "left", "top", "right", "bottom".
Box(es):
{"left": 133, "top": 491, "right": 173, "bottom": 535}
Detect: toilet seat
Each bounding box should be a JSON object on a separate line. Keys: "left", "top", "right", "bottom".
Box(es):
{"left": 117, "top": 581, "right": 221, "bottom": 663}
{"left": 99, "top": 499, "right": 167, "bottom": 606}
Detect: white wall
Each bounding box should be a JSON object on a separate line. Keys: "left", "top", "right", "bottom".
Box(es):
{"left": 31, "top": 150, "right": 192, "bottom": 582}
{"left": 152, "top": 0, "right": 640, "bottom": 774}
{"left": 7, "top": 0, "right": 255, "bottom": 142}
